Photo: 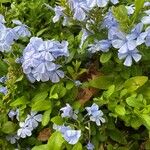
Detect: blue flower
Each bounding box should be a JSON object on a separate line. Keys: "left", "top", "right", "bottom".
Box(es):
{"left": 45, "top": 4, "right": 65, "bottom": 23}
{"left": 53, "top": 124, "right": 81, "bottom": 144}
{"left": 86, "top": 141, "right": 95, "bottom": 150}
{"left": 6, "top": 134, "right": 20, "bottom": 144}
{"left": 118, "top": 48, "right": 142, "bottom": 66}
{"left": 88, "top": 39, "right": 111, "bottom": 53}
{"left": 125, "top": 5, "right": 135, "bottom": 15}
{"left": 0, "top": 86, "right": 8, "bottom": 95}
{"left": 0, "top": 76, "right": 7, "bottom": 83}
{"left": 24, "top": 112, "right": 42, "bottom": 129}
{"left": 17, "top": 122, "right": 33, "bottom": 138}
{"left": 87, "top": 0, "right": 119, "bottom": 8}
{"left": 111, "top": 29, "right": 137, "bottom": 54}
{"left": 12, "top": 20, "right": 31, "bottom": 38}
{"left": 80, "top": 29, "right": 90, "bottom": 48}
{"left": 74, "top": 80, "right": 82, "bottom": 86}
{"left": 130, "top": 23, "right": 147, "bottom": 46}
{"left": 145, "top": 27, "right": 150, "bottom": 46}
{"left": 68, "top": 0, "right": 90, "bottom": 21}
{"left": 142, "top": 10, "right": 150, "bottom": 24}
{"left": 85, "top": 103, "right": 99, "bottom": 116}
{"left": 53, "top": 124, "right": 71, "bottom": 134}
{"left": 8, "top": 110, "right": 18, "bottom": 120}
{"left": 22, "top": 37, "right": 69, "bottom": 83}
{"left": 60, "top": 103, "right": 78, "bottom": 120}
{"left": 144, "top": 2, "right": 150, "bottom": 7}
{"left": 0, "top": 14, "right": 6, "bottom": 24}
{"left": 63, "top": 129, "right": 81, "bottom": 145}
{"left": 85, "top": 103, "right": 105, "bottom": 126}
{"left": 102, "top": 11, "right": 118, "bottom": 29}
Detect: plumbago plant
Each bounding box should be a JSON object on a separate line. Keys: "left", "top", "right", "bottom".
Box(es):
{"left": 1, "top": 0, "right": 150, "bottom": 149}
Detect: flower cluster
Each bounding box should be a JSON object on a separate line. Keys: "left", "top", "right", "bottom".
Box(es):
{"left": 22, "top": 37, "right": 69, "bottom": 83}
{"left": 85, "top": 103, "right": 105, "bottom": 126}
{"left": 88, "top": 4, "right": 150, "bottom": 66}
{"left": 46, "top": 0, "right": 119, "bottom": 24}
{"left": 0, "top": 14, "right": 30, "bottom": 52}
{"left": 17, "top": 112, "right": 42, "bottom": 138}
{"left": 55, "top": 103, "right": 105, "bottom": 146}
{"left": 53, "top": 124, "right": 81, "bottom": 145}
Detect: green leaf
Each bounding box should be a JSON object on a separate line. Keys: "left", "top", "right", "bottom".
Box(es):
{"left": 124, "top": 76, "right": 148, "bottom": 92}
{"left": 140, "top": 114, "right": 150, "bottom": 130}
{"left": 32, "top": 144, "right": 48, "bottom": 150}
{"left": 51, "top": 116, "right": 64, "bottom": 125}
{"left": 103, "top": 85, "right": 115, "bottom": 98}
{"left": 32, "top": 100, "right": 52, "bottom": 111}
{"left": 115, "top": 105, "right": 126, "bottom": 116}
{"left": 50, "top": 84, "right": 66, "bottom": 99}
{"left": 32, "top": 91, "right": 48, "bottom": 104}
{"left": 126, "top": 96, "right": 144, "bottom": 108}
{"left": 112, "top": 5, "right": 131, "bottom": 32}
{"left": 72, "top": 142, "right": 82, "bottom": 150}
{"left": 88, "top": 76, "right": 114, "bottom": 89}
{"left": 130, "top": 117, "right": 142, "bottom": 129}
{"left": 134, "top": 0, "right": 145, "bottom": 14}
{"left": 47, "top": 132, "right": 65, "bottom": 150}
{"left": 0, "top": 0, "right": 11, "bottom": 3}
{"left": 108, "top": 129, "right": 127, "bottom": 144}
{"left": 2, "top": 121, "right": 16, "bottom": 134}
{"left": 0, "top": 60, "right": 8, "bottom": 76}
{"left": 10, "top": 96, "right": 29, "bottom": 106}
{"left": 66, "top": 81, "right": 74, "bottom": 90}
{"left": 100, "top": 52, "right": 112, "bottom": 64}
{"left": 42, "top": 109, "right": 52, "bottom": 126}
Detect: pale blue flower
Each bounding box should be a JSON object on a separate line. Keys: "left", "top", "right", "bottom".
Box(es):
{"left": 88, "top": 40, "right": 111, "bottom": 53}
{"left": 6, "top": 134, "right": 20, "bottom": 144}
{"left": 86, "top": 141, "right": 95, "bottom": 150}
{"left": 45, "top": 3, "right": 69, "bottom": 26}
{"left": 85, "top": 103, "right": 99, "bottom": 116}
{"left": 0, "top": 76, "right": 7, "bottom": 83}
{"left": 144, "top": 2, "right": 150, "bottom": 7}
{"left": 80, "top": 29, "right": 90, "bottom": 48}
{"left": 15, "top": 57, "right": 23, "bottom": 64}
{"left": 53, "top": 124, "right": 81, "bottom": 144}
{"left": 60, "top": 103, "right": 78, "bottom": 120}
{"left": 74, "top": 80, "right": 82, "bottom": 86}
{"left": 118, "top": 48, "right": 142, "bottom": 66}
{"left": 102, "top": 11, "right": 118, "bottom": 29}
{"left": 12, "top": 20, "right": 31, "bottom": 38}
{"left": 85, "top": 103, "right": 105, "bottom": 126}
{"left": 8, "top": 110, "right": 17, "bottom": 120}
{"left": 0, "top": 14, "right": 6, "bottom": 24}
{"left": 0, "top": 86, "right": 8, "bottom": 95}
{"left": 111, "top": 29, "right": 137, "bottom": 54}
{"left": 130, "top": 23, "right": 147, "bottom": 46}
{"left": 45, "top": 4, "right": 65, "bottom": 23}
{"left": 145, "top": 27, "right": 150, "bottom": 46}
{"left": 142, "top": 10, "right": 150, "bottom": 24}
{"left": 17, "top": 122, "right": 33, "bottom": 138}
{"left": 24, "top": 112, "right": 42, "bottom": 129}
{"left": 0, "top": 26, "right": 16, "bottom": 52}
{"left": 53, "top": 124, "right": 71, "bottom": 134}
{"left": 87, "top": 0, "right": 119, "bottom": 8}
{"left": 125, "top": 5, "right": 135, "bottom": 15}
{"left": 68, "top": 0, "right": 90, "bottom": 21}
{"left": 63, "top": 129, "right": 81, "bottom": 145}
{"left": 89, "top": 111, "right": 106, "bottom": 126}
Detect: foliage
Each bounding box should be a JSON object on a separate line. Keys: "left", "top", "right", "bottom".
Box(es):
{"left": 0, "top": 0, "right": 150, "bottom": 150}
